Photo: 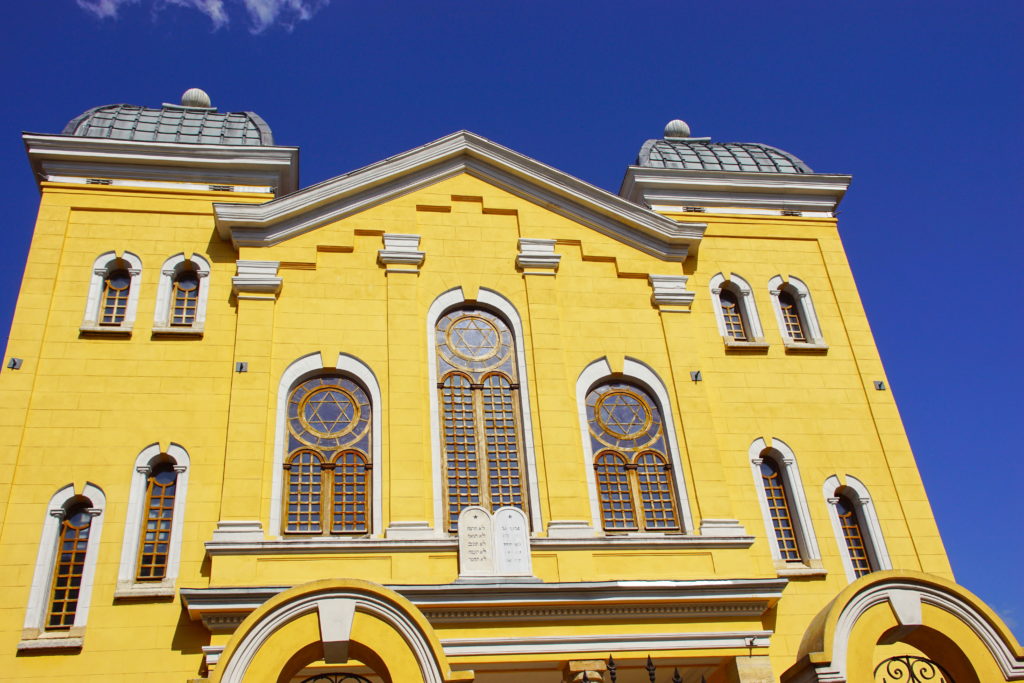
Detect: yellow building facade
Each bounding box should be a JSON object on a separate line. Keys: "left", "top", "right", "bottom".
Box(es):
{"left": 1, "top": 90, "right": 1020, "bottom": 682}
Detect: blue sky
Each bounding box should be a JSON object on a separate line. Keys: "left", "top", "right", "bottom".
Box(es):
{"left": 1, "top": 0, "right": 1021, "bottom": 637}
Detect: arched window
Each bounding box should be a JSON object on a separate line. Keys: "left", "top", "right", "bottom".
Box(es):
{"left": 21, "top": 484, "right": 106, "bottom": 649}
{"left": 283, "top": 375, "right": 372, "bottom": 535}
{"left": 587, "top": 382, "right": 680, "bottom": 532}
{"left": 117, "top": 443, "right": 190, "bottom": 597}
{"left": 824, "top": 475, "right": 891, "bottom": 582}
{"left": 749, "top": 438, "right": 820, "bottom": 572}
{"left": 81, "top": 251, "right": 142, "bottom": 333}
{"left": 436, "top": 307, "right": 527, "bottom": 531}
{"left": 768, "top": 275, "right": 827, "bottom": 348}
{"left": 709, "top": 273, "right": 767, "bottom": 348}
{"left": 154, "top": 253, "right": 211, "bottom": 334}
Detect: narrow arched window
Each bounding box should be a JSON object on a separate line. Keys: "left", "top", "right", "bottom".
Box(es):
{"left": 719, "top": 287, "right": 747, "bottom": 341}
{"left": 82, "top": 251, "right": 142, "bottom": 334}
{"left": 170, "top": 268, "right": 200, "bottom": 326}
{"left": 100, "top": 268, "right": 131, "bottom": 325}
{"left": 777, "top": 290, "right": 806, "bottom": 342}
{"left": 587, "top": 382, "right": 679, "bottom": 533}
{"left": 283, "top": 375, "right": 372, "bottom": 535}
{"left": 759, "top": 458, "right": 799, "bottom": 561}
{"left": 836, "top": 494, "right": 873, "bottom": 577}
{"left": 136, "top": 463, "right": 178, "bottom": 581}
{"left": 436, "top": 308, "right": 526, "bottom": 531}
{"left": 47, "top": 503, "right": 94, "bottom": 630}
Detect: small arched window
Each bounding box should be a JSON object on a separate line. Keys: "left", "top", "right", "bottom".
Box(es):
{"left": 768, "top": 276, "right": 826, "bottom": 348}
{"left": 835, "top": 494, "right": 872, "bottom": 578}
{"left": 749, "top": 439, "right": 820, "bottom": 572}
{"left": 136, "top": 462, "right": 178, "bottom": 581}
{"left": 81, "top": 251, "right": 142, "bottom": 333}
{"left": 587, "top": 382, "right": 680, "bottom": 532}
{"left": 709, "top": 273, "right": 767, "bottom": 348}
{"left": 283, "top": 375, "right": 372, "bottom": 535}
{"left": 154, "top": 253, "right": 211, "bottom": 334}
{"left": 759, "top": 458, "right": 799, "bottom": 560}
{"left": 436, "top": 307, "right": 527, "bottom": 531}
{"left": 824, "top": 475, "right": 891, "bottom": 582}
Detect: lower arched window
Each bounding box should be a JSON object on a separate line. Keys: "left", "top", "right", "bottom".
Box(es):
{"left": 836, "top": 494, "right": 873, "bottom": 577}
{"left": 48, "top": 503, "right": 94, "bottom": 630}
{"left": 587, "top": 382, "right": 680, "bottom": 532}
{"left": 824, "top": 475, "right": 891, "bottom": 582}
{"left": 283, "top": 375, "right": 372, "bottom": 536}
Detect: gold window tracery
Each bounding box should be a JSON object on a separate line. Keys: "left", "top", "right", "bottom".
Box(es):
{"left": 284, "top": 376, "right": 372, "bottom": 535}
{"left": 836, "top": 494, "right": 873, "bottom": 577}
{"left": 436, "top": 308, "right": 527, "bottom": 531}
{"left": 136, "top": 462, "right": 178, "bottom": 581}
{"left": 759, "top": 457, "right": 800, "bottom": 561}
{"left": 47, "top": 503, "right": 94, "bottom": 630}
{"left": 586, "top": 382, "right": 680, "bottom": 532}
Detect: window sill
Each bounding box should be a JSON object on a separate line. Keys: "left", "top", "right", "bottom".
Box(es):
{"left": 17, "top": 634, "right": 83, "bottom": 651}
{"left": 724, "top": 337, "right": 769, "bottom": 351}
{"left": 113, "top": 581, "right": 176, "bottom": 599}
{"left": 776, "top": 563, "right": 828, "bottom": 578}
{"left": 151, "top": 326, "right": 204, "bottom": 338}
{"left": 79, "top": 323, "right": 131, "bottom": 337}
{"left": 783, "top": 339, "right": 829, "bottom": 353}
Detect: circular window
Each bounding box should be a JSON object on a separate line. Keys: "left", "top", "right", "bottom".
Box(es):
{"left": 298, "top": 385, "right": 360, "bottom": 438}
{"left": 596, "top": 390, "right": 651, "bottom": 438}
{"left": 445, "top": 314, "right": 501, "bottom": 362}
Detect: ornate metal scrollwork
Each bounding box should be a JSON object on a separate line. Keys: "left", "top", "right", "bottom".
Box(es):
{"left": 299, "top": 674, "right": 373, "bottom": 683}
{"left": 874, "top": 655, "right": 954, "bottom": 683}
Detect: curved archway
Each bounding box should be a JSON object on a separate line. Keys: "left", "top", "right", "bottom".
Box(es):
{"left": 213, "top": 579, "right": 473, "bottom": 683}
{"left": 782, "top": 570, "right": 1024, "bottom": 682}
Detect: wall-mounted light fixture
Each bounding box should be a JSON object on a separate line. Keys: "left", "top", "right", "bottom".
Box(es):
{"left": 7, "top": 358, "right": 22, "bottom": 370}
{"left": 873, "top": 380, "right": 886, "bottom": 391}
{"left": 235, "top": 362, "right": 248, "bottom": 373}
{"left": 690, "top": 370, "right": 702, "bottom": 382}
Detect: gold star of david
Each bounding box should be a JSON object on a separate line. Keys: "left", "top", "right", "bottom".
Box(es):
{"left": 302, "top": 388, "right": 356, "bottom": 435}
{"left": 599, "top": 393, "right": 648, "bottom": 436}
{"left": 450, "top": 316, "right": 499, "bottom": 359}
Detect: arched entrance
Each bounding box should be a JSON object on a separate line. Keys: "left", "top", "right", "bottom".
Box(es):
{"left": 211, "top": 579, "right": 474, "bottom": 683}
{"left": 781, "top": 571, "right": 1024, "bottom": 682}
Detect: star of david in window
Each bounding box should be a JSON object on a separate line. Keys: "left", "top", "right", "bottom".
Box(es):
{"left": 597, "top": 391, "right": 650, "bottom": 438}
{"left": 300, "top": 387, "right": 358, "bottom": 437}
{"left": 448, "top": 315, "right": 500, "bottom": 361}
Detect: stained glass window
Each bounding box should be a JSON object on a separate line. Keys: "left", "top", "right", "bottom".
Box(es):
{"left": 100, "top": 268, "right": 131, "bottom": 325}
{"left": 586, "top": 382, "right": 680, "bottom": 532}
{"left": 284, "top": 375, "right": 372, "bottom": 535}
{"left": 136, "top": 463, "right": 177, "bottom": 580}
{"left": 436, "top": 308, "right": 526, "bottom": 531}
{"left": 837, "top": 494, "right": 873, "bottom": 577}
{"left": 47, "top": 504, "right": 93, "bottom": 630}
{"left": 760, "top": 458, "right": 800, "bottom": 561}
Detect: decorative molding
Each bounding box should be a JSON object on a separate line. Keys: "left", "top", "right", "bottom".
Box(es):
{"left": 212, "top": 131, "right": 705, "bottom": 260}
{"left": 698, "top": 518, "right": 749, "bottom": 538}
{"left": 24, "top": 133, "right": 298, "bottom": 196}
{"left": 544, "top": 520, "right": 598, "bottom": 539}
{"left": 440, "top": 630, "right": 773, "bottom": 657}
{"left": 384, "top": 520, "right": 439, "bottom": 540}
{"left": 648, "top": 274, "right": 695, "bottom": 311}
{"left": 516, "top": 238, "right": 560, "bottom": 274}
{"left": 231, "top": 260, "right": 281, "bottom": 298}
{"left": 378, "top": 233, "right": 425, "bottom": 272}
{"left": 211, "top": 520, "right": 265, "bottom": 542}
{"left": 619, "top": 165, "right": 850, "bottom": 216}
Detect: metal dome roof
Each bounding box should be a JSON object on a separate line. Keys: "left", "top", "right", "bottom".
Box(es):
{"left": 637, "top": 137, "right": 812, "bottom": 174}
{"left": 62, "top": 94, "right": 274, "bottom": 146}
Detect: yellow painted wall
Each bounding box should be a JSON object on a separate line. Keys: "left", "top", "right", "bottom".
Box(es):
{"left": 0, "top": 171, "right": 953, "bottom": 679}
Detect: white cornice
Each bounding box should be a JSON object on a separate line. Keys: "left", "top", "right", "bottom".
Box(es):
{"left": 212, "top": 131, "right": 705, "bottom": 261}
{"left": 23, "top": 133, "right": 299, "bottom": 196}
{"left": 619, "top": 166, "right": 851, "bottom": 215}
{"left": 440, "top": 630, "right": 772, "bottom": 656}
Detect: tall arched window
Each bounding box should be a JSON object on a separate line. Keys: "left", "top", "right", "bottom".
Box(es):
{"left": 47, "top": 502, "right": 94, "bottom": 630}
{"left": 136, "top": 462, "right": 178, "bottom": 581}
{"left": 836, "top": 494, "right": 872, "bottom": 578}
{"left": 749, "top": 439, "right": 821, "bottom": 572}
{"left": 709, "top": 273, "right": 767, "bottom": 348}
{"left": 768, "top": 275, "right": 827, "bottom": 348}
{"left": 824, "top": 475, "right": 891, "bottom": 582}
{"left": 81, "top": 251, "right": 142, "bottom": 333}
{"left": 759, "top": 458, "right": 799, "bottom": 560}
{"left": 154, "top": 253, "right": 211, "bottom": 334}
{"left": 436, "top": 307, "right": 526, "bottom": 531}
{"left": 283, "top": 375, "right": 372, "bottom": 535}
{"left": 586, "top": 382, "right": 680, "bottom": 532}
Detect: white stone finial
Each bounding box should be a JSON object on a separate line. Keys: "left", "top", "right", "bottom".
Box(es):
{"left": 664, "top": 119, "right": 691, "bottom": 139}
{"left": 181, "top": 87, "right": 212, "bottom": 108}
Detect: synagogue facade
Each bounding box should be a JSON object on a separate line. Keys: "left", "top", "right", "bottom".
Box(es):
{"left": 0, "top": 88, "right": 1020, "bottom": 682}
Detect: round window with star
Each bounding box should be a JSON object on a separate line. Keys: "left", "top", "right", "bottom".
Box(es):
{"left": 436, "top": 308, "right": 514, "bottom": 374}
{"left": 288, "top": 376, "right": 371, "bottom": 450}
{"left": 586, "top": 383, "right": 664, "bottom": 451}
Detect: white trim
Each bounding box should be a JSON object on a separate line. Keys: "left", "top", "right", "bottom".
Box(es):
{"left": 212, "top": 130, "right": 705, "bottom": 260}
{"left": 268, "top": 353, "right": 384, "bottom": 538}
{"left": 648, "top": 274, "right": 695, "bottom": 312}
{"left": 823, "top": 475, "right": 892, "bottom": 583}
{"left": 115, "top": 443, "right": 190, "bottom": 597}
{"left": 378, "top": 233, "right": 426, "bottom": 272}
{"left": 768, "top": 275, "right": 827, "bottom": 349}
{"left": 708, "top": 272, "right": 768, "bottom": 347}
{"left": 22, "top": 483, "right": 106, "bottom": 639}
{"left": 80, "top": 251, "right": 143, "bottom": 333}
{"left": 748, "top": 438, "right": 821, "bottom": 566}
{"left": 574, "top": 357, "right": 695, "bottom": 534}
{"left": 516, "top": 238, "right": 561, "bottom": 274}
{"left": 43, "top": 175, "right": 273, "bottom": 194}
{"left": 153, "top": 253, "right": 211, "bottom": 334}
{"left": 440, "top": 630, "right": 772, "bottom": 657}
{"left": 647, "top": 204, "right": 835, "bottom": 218}
{"left": 232, "top": 259, "right": 281, "bottom": 298}
{"left": 217, "top": 590, "right": 448, "bottom": 683}
{"left": 424, "top": 288, "right": 542, "bottom": 535}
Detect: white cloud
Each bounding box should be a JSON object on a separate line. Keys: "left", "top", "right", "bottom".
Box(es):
{"left": 76, "top": 0, "right": 329, "bottom": 33}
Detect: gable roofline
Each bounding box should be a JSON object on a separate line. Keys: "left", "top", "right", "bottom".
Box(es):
{"left": 214, "top": 130, "right": 705, "bottom": 260}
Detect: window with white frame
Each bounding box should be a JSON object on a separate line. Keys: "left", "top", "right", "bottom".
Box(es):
{"left": 749, "top": 438, "right": 821, "bottom": 571}
{"left": 81, "top": 251, "right": 142, "bottom": 333}
{"left": 768, "top": 275, "right": 826, "bottom": 348}
{"left": 153, "top": 253, "right": 210, "bottom": 334}
{"left": 20, "top": 483, "right": 106, "bottom": 649}
{"left": 823, "top": 475, "right": 892, "bottom": 582}
{"left": 709, "top": 273, "right": 767, "bottom": 347}
{"left": 116, "top": 444, "right": 190, "bottom": 597}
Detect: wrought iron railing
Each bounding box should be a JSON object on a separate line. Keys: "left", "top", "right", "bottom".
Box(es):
{"left": 299, "top": 674, "right": 373, "bottom": 683}
{"left": 874, "top": 655, "right": 954, "bottom": 683}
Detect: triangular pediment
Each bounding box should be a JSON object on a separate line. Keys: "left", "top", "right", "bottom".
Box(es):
{"left": 214, "top": 131, "right": 704, "bottom": 261}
